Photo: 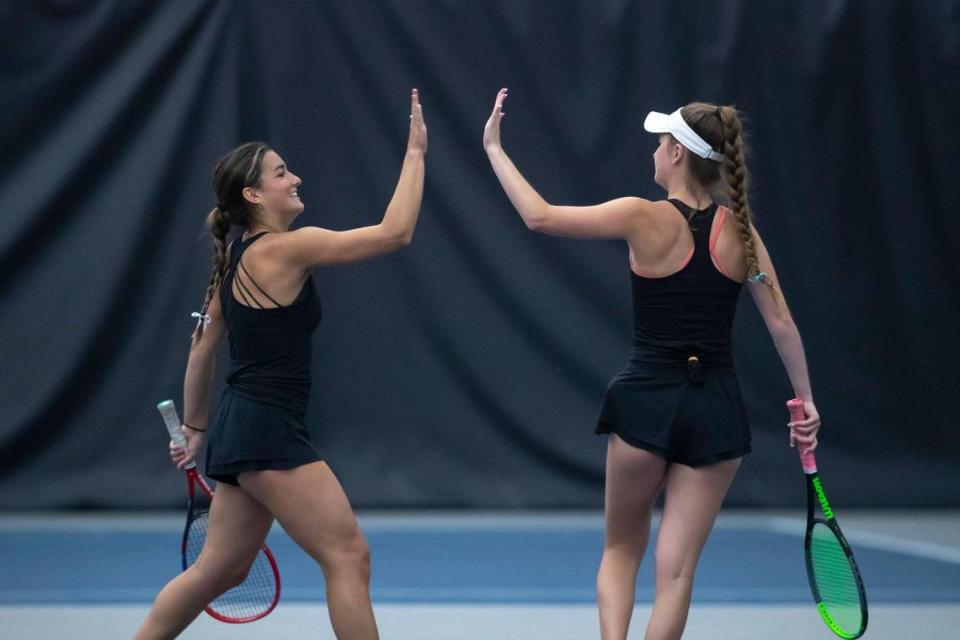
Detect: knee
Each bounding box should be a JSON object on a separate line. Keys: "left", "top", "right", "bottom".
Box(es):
{"left": 327, "top": 529, "right": 371, "bottom": 576}
{"left": 654, "top": 546, "right": 695, "bottom": 585}
{"left": 602, "top": 539, "right": 646, "bottom": 566}
{"left": 192, "top": 558, "right": 252, "bottom": 594}
{"left": 222, "top": 563, "right": 252, "bottom": 591}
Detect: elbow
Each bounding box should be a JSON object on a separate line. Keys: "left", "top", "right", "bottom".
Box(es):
{"left": 380, "top": 223, "right": 413, "bottom": 249}
{"left": 523, "top": 205, "right": 551, "bottom": 232}
{"left": 525, "top": 217, "right": 545, "bottom": 232}
{"left": 392, "top": 227, "right": 414, "bottom": 248}
{"left": 768, "top": 315, "right": 798, "bottom": 339}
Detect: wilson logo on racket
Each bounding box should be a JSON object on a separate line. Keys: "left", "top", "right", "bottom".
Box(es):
{"left": 812, "top": 477, "right": 834, "bottom": 520}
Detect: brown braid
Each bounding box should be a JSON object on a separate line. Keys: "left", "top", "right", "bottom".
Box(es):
{"left": 191, "top": 142, "right": 271, "bottom": 342}
{"left": 191, "top": 206, "right": 232, "bottom": 342}
{"left": 715, "top": 106, "right": 762, "bottom": 282}
{"left": 678, "top": 103, "right": 782, "bottom": 306}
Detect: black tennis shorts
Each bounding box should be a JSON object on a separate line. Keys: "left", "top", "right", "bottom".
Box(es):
{"left": 596, "top": 363, "right": 751, "bottom": 467}
{"left": 204, "top": 386, "right": 323, "bottom": 486}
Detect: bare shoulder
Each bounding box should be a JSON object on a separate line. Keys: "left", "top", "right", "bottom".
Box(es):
{"left": 638, "top": 199, "right": 690, "bottom": 239}
{"left": 712, "top": 205, "right": 749, "bottom": 280}
{"left": 250, "top": 227, "right": 331, "bottom": 261}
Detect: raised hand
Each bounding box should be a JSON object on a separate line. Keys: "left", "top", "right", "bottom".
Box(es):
{"left": 408, "top": 88, "right": 427, "bottom": 154}
{"left": 483, "top": 88, "right": 508, "bottom": 152}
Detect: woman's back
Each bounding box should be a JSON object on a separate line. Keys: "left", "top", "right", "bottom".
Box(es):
{"left": 627, "top": 200, "right": 743, "bottom": 368}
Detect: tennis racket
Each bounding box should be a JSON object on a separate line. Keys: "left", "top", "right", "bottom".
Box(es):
{"left": 157, "top": 399, "right": 281, "bottom": 623}
{"left": 787, "top": 398, "right": 867, "bottom": 639}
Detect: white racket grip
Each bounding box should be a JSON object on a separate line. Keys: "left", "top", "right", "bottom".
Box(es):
{"left": 157, "top": 399, "right": 187, "bottom": 448}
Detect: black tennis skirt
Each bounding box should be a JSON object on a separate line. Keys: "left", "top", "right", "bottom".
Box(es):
{"left": 204, "top": 386, "right": 323, "bottom": 485}
{"left": 596, "top": 363, "right": 751, "bottom": 467}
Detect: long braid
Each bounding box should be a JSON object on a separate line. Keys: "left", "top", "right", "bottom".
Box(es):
{"left": 715, "top": 106, "right": 784, "bottom": 308}
{"left": 716, "top": 107, "right": 758, "bottom": 277}
{"left": 191, "top": 206, "right": 231, "bottom": 342}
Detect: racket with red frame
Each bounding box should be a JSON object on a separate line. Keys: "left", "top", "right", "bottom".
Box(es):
{"left": 157, "top": 399, "right": 281, "bottom": 623}
{"left": 787, "top": 398, "right": 867, "bottom": 639}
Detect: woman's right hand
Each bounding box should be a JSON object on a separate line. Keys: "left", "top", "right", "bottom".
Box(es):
{"left": 169, "top": 425, "right": 205, "bottom": 470}
{"left": 407, "top": 88, "right": 427, "bottom": 154}
{"left": 789, "top": 399, "right": 821, "bottom": 454}
{"left": 483, "top": 88, "right": 508, "bottom": 152}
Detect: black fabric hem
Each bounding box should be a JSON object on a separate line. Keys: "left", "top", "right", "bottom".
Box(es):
{"left": 207, "top": 455, "right": 322, "bottom": 486}
{"left": 597, "top": 424, "right": 750, "bottom": 468}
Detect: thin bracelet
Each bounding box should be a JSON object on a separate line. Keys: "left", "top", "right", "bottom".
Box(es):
{"left": 183, "top": 423, "right": 207, "bottom": 433}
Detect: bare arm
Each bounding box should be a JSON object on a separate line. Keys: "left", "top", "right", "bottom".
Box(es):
{"left": 748, "top": 227, "right": 820, "bottom": 452}
{"left": 483, "top": 88, "right": 654, "bottom": 238}
{"left": 171, "top": 291, "right": 226, "bottom": 469}
{"left": 283, "top": 89, "right": 427, "bottom": 267}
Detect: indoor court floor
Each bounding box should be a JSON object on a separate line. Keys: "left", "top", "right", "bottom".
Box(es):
{"left": 1, "top": 510, "right": 958, "bottom": 639}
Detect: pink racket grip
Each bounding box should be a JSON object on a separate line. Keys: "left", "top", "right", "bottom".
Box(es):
{"left": 786, "top": 398, "right": 817, "bottom": 474}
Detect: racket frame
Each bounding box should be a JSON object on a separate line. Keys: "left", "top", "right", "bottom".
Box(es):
{"left": 157, "top": 400, "right": 281, "bottom": 623}
{"left": 788, "top": 399, "right": 868, "bottom": 639}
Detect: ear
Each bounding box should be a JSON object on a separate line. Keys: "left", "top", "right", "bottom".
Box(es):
{"left": 671, "top": 142, "right": 685, "bottom": 166}
{"left": 241, "top": 186, "right": 261, "bottom": 206}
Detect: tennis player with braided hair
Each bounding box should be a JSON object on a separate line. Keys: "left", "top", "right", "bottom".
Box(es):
{"left": 134, "top": 89, "right": 426, "bottom": 640}
{"left": 483, "top": 89, "right": 820, "bottom": 639}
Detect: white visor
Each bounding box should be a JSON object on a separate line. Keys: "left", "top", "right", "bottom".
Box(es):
{"left": 644, "top": 108, "right": 723, "bottom": 162}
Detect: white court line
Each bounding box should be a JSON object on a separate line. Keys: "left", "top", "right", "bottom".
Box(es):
{"left": 764, "top": 517, "right": 960, "bottom": 565}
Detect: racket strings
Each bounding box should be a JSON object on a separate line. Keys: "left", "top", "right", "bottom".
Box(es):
{"left": 809, "top": 523, "right": 864, "bottom": 636}
{"left": 185, "top": 511, "right": 278, "bottom": 621}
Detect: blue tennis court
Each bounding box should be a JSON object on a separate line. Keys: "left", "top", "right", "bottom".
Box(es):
{"left": 2, "top": 511, "right": 957, "bottom": 638}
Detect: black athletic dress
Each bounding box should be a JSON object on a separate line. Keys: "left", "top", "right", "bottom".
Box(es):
{"left": 595, "top": 200, "right": 751, "bottom": 467}
{"left": 204, "top": 232, "right": 324, "bottom": 485}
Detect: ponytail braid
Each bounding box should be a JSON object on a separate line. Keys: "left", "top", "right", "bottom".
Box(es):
{"left": 191, "top": 205, "right": 232, "bottom": 342}
{"left": 715, "top": 106, "right": 784, "bottom": 307}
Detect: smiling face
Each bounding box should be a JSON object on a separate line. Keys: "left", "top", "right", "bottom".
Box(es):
{"left": 244, "top": 150, "right": 303, "bottom": 218}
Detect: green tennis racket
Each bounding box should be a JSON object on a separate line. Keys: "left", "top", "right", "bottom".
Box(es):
{"left": 787, "top": 399, "right": 868, "bottom": 638}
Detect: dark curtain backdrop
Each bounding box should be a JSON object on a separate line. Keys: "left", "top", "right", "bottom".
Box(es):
{"left": 1, "top": 0, "right": 958, "bottom": 509}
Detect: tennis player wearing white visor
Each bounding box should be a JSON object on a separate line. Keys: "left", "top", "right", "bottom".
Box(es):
{"left": 483, "top": 92, "right": 820, "bottom": 639}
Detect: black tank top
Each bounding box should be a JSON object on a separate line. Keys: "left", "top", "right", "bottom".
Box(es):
{"left": 219, "top": 232, "right": 322, "bottom": 415}
{"left": 628, "top": 200, "right": 742, "bottom": 370}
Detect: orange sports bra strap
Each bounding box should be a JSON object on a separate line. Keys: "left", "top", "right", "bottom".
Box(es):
{"left": 709, "top": 205, "right": 728, "bottom": 253}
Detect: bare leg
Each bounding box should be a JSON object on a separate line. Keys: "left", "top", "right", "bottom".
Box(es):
{"left": 133, "top": 482, "right": 274, "bottom": 640}
{"left": 240, "top": 461, "right": 379, "bottom": 640}
{"left": 644, "top": 457, "right": 741, "bottom": 640}
{"left": 597, "top": 435, "right": 668, "bottom": 640}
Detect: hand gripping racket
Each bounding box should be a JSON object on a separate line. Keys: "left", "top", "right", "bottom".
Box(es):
{"left": 157, "top": 399, "right": 281, "bottom": 623}
{"left": 787, "top": 399, "right": 868, "bottom": 639}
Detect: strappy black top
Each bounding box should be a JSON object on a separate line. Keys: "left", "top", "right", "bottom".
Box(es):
{"left": 219, "top": 232, "right": 322, "bottom": 415}
{"left": 628, "top": 200, "right": 743, "bottom": 369}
